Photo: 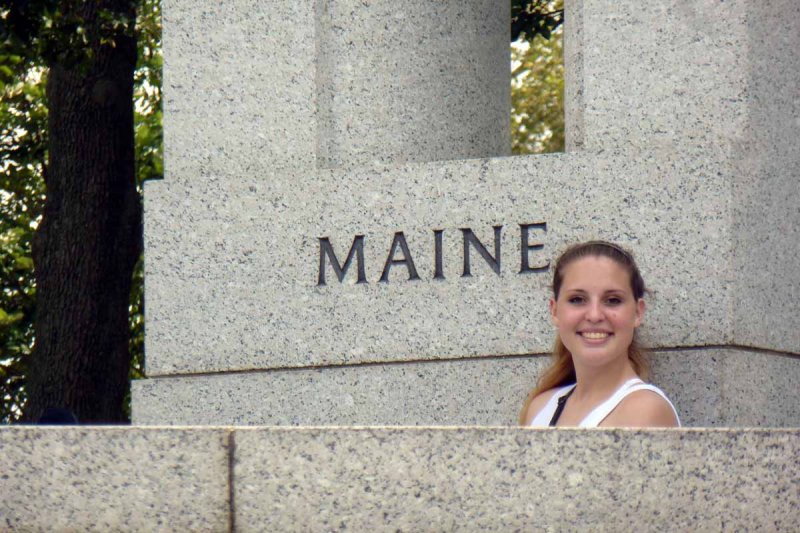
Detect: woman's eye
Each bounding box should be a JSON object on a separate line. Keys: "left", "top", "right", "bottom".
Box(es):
{"left": 568, "top": 296, "right": 584, "bottom": 304}
{"left": 606, "top": 297, "right": 623, "bottom": 305}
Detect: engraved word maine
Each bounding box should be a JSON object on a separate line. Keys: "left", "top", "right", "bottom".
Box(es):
{"left": 317, "top": 222, "right": 549, "bottom": 285}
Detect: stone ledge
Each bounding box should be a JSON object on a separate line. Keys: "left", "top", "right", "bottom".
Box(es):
{"left": 235, "top": 427, "right": 800, "bottom": 532}
{"left": 2, "top": 427, "right": 796, "bottom": 532}
{"left": 0, "top": 427, "right": 230, "bottom": 532}
{"left": 133, "top": 348, "right": 800, "bottom": 427}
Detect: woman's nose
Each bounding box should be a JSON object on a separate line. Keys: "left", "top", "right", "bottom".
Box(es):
{"left": 586, "top": 301, "right": 604, "bottom": 321}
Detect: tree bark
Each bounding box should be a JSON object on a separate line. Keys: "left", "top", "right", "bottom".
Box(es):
{"left": 24, "top": 0, "right": 140, "bottom": 423}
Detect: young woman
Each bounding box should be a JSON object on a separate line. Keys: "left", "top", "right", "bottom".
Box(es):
{"left": 520, "top": 241, "right": 680, "bottom": 427}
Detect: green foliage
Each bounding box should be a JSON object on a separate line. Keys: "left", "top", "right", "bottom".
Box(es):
{"left": 2, "top": 0, "right": 136, "bottom": 74}
{"left": 129, "top": 0, "right": 163, "bottom": 390}
{"left": 1, "top": 1, "right": 57, "bottom": 74}
{"left": 0, "top": 0, "right": 162, "bottom": 422}
{"left": 0, "top": 62, "right": 46, "bottom": 422}
{"left": 134, "top": 0, "right": 163, "bottom": 188}
{"left": 511, "top": 0, "right": 564, "bottom": 42}
{"left": 511, "top": 0, "right": 565, "bottom": 154}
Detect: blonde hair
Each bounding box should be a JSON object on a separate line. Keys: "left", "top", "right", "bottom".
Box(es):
{"left": 519, "top": 241, "right": 650, "bottom": 425}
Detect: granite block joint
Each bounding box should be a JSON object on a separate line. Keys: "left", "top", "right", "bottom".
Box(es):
{"left": 3, "top": 427, "right": 797, "bottom": 530}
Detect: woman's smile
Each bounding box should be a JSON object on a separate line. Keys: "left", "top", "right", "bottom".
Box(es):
{"left": 549, "top": 256, "right": 644, "bottom": 369}
{"left": 579, "top": 330, "right": 612, "bottom": 341}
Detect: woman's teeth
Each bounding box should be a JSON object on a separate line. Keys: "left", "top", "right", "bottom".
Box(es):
{"left": 581, "top": 332, "right": 609, "bottom": 339}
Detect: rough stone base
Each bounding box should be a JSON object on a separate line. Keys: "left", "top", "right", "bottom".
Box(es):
{"left": 132, "top": 348, "right": 800, "bottom": 427}
{"left": 0, "top": 428, "right": 229, "bottom": 532}
{"left": 235, "top": 427, "right": 799, "bottom": 532}
{"left": 2, "top": 427, "right": 797, "bottom": 532}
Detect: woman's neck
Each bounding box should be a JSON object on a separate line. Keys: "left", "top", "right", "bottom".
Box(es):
{"left": 571, "top": 358, "right": 639, "bottom": 405}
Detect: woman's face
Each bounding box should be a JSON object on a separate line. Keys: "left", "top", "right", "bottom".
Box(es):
{"left": 549, "top": 255, "right": 645, "bottom": 370}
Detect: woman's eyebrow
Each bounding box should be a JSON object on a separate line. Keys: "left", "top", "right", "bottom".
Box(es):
{"left": 563, "top": 288, "right": 628, "bottom": 296}
{"left": 602, "top": 289, "right": 628, "bottom": 296}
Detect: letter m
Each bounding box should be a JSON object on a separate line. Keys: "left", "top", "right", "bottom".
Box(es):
{"left": 318, "top": 236, "right": 367, "bottom": 286}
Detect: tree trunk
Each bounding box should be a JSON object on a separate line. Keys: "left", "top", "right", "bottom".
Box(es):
{"left": 24, "top": 0, "right": 140, "bottom": 423}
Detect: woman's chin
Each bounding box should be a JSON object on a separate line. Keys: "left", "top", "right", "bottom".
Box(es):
{"left": 568, "top": 342, "right": 629, "bottom": 367}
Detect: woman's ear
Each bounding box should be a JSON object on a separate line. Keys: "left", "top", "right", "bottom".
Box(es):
{"left": 549, "top": 298, "right": 558, "bottom": 326}
{"left": 634, "top": 298, "right": 645, "bottom": 327}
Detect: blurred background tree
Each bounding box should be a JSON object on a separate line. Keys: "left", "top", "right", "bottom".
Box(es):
{"left": 0, "top": 0, "right": 559, "bottom": 423}
{"left": 511, "top": 0, "right": 564, "bottom": 154}
{"left": 0, "top": 60, "right": 45, "bottom": 422}
{"left": 0, "top": 0, "right": 160, "bottom": 422}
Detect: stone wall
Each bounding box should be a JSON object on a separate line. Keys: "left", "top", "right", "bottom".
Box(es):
{"left": 3, "top": 427, "right": 798, "bottom": 531}
{"left": 134, "top": 0, "right": 800, "bottom": 426}
{"left": 133, "top": 348, "right": 799, "bottom": 427}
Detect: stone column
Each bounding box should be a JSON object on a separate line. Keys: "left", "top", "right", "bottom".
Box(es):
{"left": 316, "top": 0, "right": 511, "bottom": 168}
{"left": 162, "top": 0, "right": 509, "bottom": 174}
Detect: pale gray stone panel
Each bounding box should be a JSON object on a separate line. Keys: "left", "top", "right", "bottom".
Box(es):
{"left": 164, "top": 0, "right": 509, "bottom": 174}
{"left": 315, "top": 0, "right": 510, "bottom": 168}
{"left": 132, "top": 348, "right": 800, "bottom": 427}
{"left": 151, "top": 0, "right": 799, "bottom": 378}
{"left": 133, "top": 356, "right": 548, "bottom": 426}
{"left": 651, "top": 348, "right": 800, "bottom": 427}
{"left": 144, "top": 151, "right": 734, "bottom": 375}
{"left": 731, "top": 1, "right": 800, "bottom": 354}
{"left": 163, "top": 0, "right": 317, "bottom": 173}
{"left": 649, "top": 349, "right": 724, "bottom": 427}
{"left": 721, "top": 350, "right": 800, "bottom": 427}
{"left": 233, "top": 428, "right": 800, "bottom": 532}
{"left": 568, "top": 0, "right": 799, "bottom": 356}
{"left": 0, "top": 428, "right": 229, "bottom": 532}
{"left": 565, "top": 0, "right": 750, "bottom": 157}
{"left": 563, "top": 0, "right": 584, "bottom": 152}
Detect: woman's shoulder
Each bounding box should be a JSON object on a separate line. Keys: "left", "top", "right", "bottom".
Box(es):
{"left": 521, "top": 385, "right": 572, "bottom": 426}
{"left": 602, "top": 386, "right": 680, "bottom": 427}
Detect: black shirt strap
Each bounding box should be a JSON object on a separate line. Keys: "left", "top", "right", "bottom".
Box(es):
{"left": 549, "top": 386, "right": 576, "bottom": 427}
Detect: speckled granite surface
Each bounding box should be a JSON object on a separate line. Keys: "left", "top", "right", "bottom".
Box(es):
{"left": 139, "top": 0, "right": 799, "bottom": 437}
{"left": 164, "top": 0, "right": 508, "bottom": 173}
{"left": 566, "top": 0, "right": 748, "bottom": 157}
{"left": 730, "top": 1, "right": 800, "bottom": 355}
{"left": 144, "top": 151, "right": 736, "bottom": 376}
{"left": 133, "top": 355, "right": 547, "bottom": 426}
{"left": 650, "top": 349, "right": 800, "bottom": 427}
{"left": 233, "top": 427, "right": 800, "bottom": 532}
{"left": 132, "top": 348, "right": 800, "bottom": 427}
{"left": 0, "top": 427, "right": 229, "bottom": 532}
{"left": 143, "top": 0, "right": 799, "bottom": 380}
{"left": 163, "top": 0, "right": 317, "bottom": 173}
{"left": 564, "top": 0, "right": 800, "bottom": 354}
{"left": 315, "top": 0, "right": 510, "bottom": 168}
{"left": 4, "top": 427, "right": 795, "bottom": 531}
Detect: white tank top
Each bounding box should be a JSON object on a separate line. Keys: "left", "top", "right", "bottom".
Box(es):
{"left": 528, "top": 378, "right": 681, "bottom": 427}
